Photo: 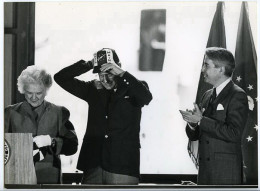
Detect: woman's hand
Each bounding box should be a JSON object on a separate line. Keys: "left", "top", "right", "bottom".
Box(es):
{"left": 33, "top": 135, "right": 52, "bottom": 148}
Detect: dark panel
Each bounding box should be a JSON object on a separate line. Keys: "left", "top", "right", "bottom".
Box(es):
{"left": 15, "top": 3, "right": 35, "bottom": 103}
{"left": 4, "top": 34, "right": 14, "bottom": 107}
{"left": 4, "top": 3, "right": 14, "bottom": 28}
{"left": 139, "top": 9, "right": 166, "bottom": 71}
{"left": 4, "top": 2, "right": 35, "bottom": 105}
{"left": 62, "top": 173, "right": 197, "bottom": 184}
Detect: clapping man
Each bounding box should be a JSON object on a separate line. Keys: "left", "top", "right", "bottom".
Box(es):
{"left": 180, "top": 47, "right": 249, "bottom": 185}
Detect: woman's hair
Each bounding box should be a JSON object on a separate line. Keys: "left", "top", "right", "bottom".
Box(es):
{"left": 17, "top": 65, "right": 52, "bottom": 94}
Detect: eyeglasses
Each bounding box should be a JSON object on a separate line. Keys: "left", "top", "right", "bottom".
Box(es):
{"left": 202, "top": 62, "right": 216, "bottom": 70}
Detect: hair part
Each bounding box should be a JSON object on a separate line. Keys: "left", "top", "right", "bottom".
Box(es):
{"left": 17, "top": 65, "right": 52, "bottom": 94}
{"left": 205, "top": 47, "right": 235, "bottom": 77}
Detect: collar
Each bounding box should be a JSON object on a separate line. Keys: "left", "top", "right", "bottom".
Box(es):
{"left": 25, "top": 100, "right": 46, "bottom": 114}
{"left": 215, "top": 78, "right": 231, "bottom": 96}
{"left": 33, "top": 101, "right": 46, "bottom": 113}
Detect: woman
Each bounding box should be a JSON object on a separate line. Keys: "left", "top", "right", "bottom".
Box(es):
{"left": 4, "top": 65, "right": 78, "bottom": 184}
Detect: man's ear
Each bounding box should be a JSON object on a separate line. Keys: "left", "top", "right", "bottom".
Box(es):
{"left": 219, "top": 66, "right": 225, "bottom": 75}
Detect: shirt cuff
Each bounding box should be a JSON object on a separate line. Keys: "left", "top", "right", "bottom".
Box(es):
{"left": 188, "top": 123, "right": 198, "bottom": 131}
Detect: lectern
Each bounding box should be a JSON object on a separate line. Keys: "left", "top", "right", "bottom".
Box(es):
{"left": 5, "top": 133, "right": 37, "bottom": 184}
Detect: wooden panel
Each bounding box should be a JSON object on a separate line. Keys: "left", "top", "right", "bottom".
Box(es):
{"left": 5, "top": 133, "right": 37, "bottom": 184}
{"left": 4, "top": 3, "right": 14, "bottom": 28}
{"left": 4, "top": 2, "right": 35, "bottom": 104}
{"left": 4, "top": 34, "right": 14, "bottom": 107}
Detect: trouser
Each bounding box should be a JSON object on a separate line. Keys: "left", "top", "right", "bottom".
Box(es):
{"left": 81, "top": 166, "right": 139, "bottom": 185}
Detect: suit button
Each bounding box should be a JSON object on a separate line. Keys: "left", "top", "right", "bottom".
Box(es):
{"left": 199, "top": 157, "right": 202, "bottom": 161}
{"left": 207, "top": 157, "right": 210, "bottom": 161}
{"left": 124, "top": 79, "right": 126, "bottom": 82}
{"left": 105, "top": 135, "right": 108, "bottom": 138}
{"left": 105, "top": 116, "right": 108, "bottom": 119}
{"left": 206, "top": 141, "right": 209, "bottom": 144}
{"left": 126, "top": 82, "right": 129, "bottom": 85}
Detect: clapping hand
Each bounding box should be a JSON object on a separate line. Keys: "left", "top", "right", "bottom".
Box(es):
{"left": 180, "top": 103, "right": 203, "bottom": 124}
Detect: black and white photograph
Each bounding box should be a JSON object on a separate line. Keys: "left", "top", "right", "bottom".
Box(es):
{"left": 1, "top": 0, "right": 258, "bottom": 189}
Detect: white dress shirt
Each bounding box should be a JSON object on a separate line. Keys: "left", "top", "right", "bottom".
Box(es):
{"left": 215, "top": 77, "right": 231, "bottom": 96}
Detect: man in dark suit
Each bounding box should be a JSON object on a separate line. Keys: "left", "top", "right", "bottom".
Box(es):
{"left": 54, "top": 48, "right": 152, "bottom": 185}
{"left": 180, "top": 47, "right": 249, "bottom": 185}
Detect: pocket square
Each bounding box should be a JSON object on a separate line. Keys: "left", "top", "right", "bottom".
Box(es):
{"left": 216, "top": 103, "right": 224, "bottom": 110}
{"left": 124, "top": 96, "right": 130, "bottom": 99}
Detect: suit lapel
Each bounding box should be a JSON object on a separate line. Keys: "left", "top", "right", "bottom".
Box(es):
{"left": 19, "top": 102, "right": 35, "bottom": 121}
{"left": 112, "top": 86, "right": 127, "bottom": 102}
{"left": 37, "top": 101, "right": 49, "bottom": 124}
{"left": 211, "top": 81, "right": 234, "bottom": 107}
{"left": 110, "top": 77, "right": 128, "bottom": 103}
{"left": 202, "top": 90, "right": 214, "bottom": 116}
{"left": 16, "top": 101, "right": 39, "bottom": 130}
{"left": 97, "top": 89, "right": 109, "bottom": 108}
{"left": 203, "top": 81, "right": 234, "bottom": 116}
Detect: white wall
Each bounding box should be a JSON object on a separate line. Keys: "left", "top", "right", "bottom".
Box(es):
{"left": 35, "top": 1, "right": 257, "bottom": 174}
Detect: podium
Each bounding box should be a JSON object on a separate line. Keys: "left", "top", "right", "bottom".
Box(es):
{"left": 5, "top": 133, "right": 37, "bottom": 184}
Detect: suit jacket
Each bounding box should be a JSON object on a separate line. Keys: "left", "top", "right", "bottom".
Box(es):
{"left": 186, "top": 81, "right": 248, "bottom": 185}
{"left": 54, "top": 60, "right": 152, "bottom": 177}
{"left": 5, "top": 101, "right": 78, "bottom": 184}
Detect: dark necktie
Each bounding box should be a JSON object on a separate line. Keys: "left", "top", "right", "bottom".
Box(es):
{"left": 204, "top": 88, "right": 216, "bottom": 116}
{"left": 210, "top": 88, "right": 217, "bottom": 104}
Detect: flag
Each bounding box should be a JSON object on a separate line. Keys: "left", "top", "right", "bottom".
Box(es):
{"left": 188, "top": 1, "right": 226, "bottom": 169}
{"left": 196, "top": 1, "right": 226, "bottom": 103}
{"left": 233, "top": 2, "right": 257, "bottom": 185}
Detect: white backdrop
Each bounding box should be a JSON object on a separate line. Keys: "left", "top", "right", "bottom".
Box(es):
{"left": 34, "top": 1, "right": 257, "bottom": 174}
